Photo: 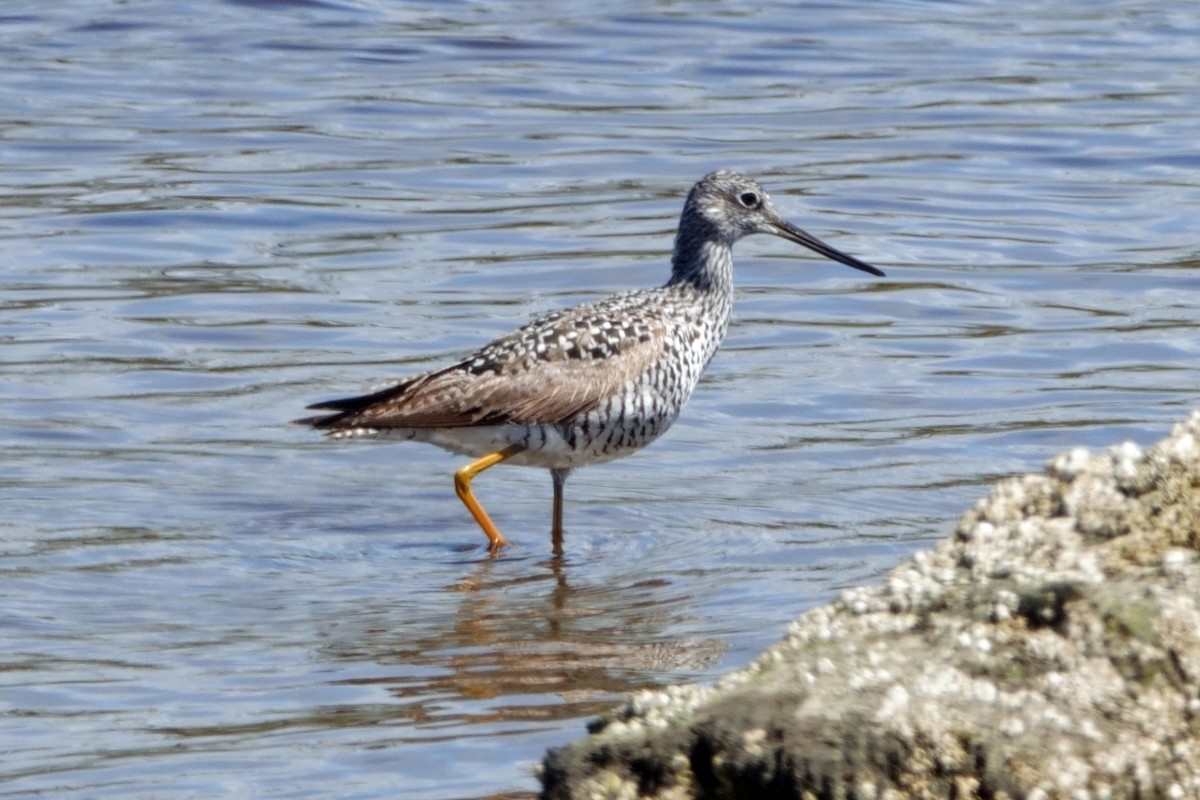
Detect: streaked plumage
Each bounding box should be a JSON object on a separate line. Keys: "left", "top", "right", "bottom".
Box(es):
{"left": 296, "top": 171, "right": 884, "bottom": 554}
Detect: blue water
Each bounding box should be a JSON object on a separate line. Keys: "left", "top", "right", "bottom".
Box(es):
{"left": 2, "top": 1, "right": 1199, "bottom": 797}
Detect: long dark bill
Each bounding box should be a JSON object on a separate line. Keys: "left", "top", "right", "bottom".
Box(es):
{"left": 773, "top": 220, "right": 885, "bottom": 277}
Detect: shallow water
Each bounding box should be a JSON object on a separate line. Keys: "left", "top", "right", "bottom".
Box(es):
{"left": 3, "top": 0, "right": 1199, "bottom": 797}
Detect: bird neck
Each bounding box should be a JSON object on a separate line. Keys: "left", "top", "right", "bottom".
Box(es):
{"left": 667, "top": 227, "right": 734, "bottom": 296}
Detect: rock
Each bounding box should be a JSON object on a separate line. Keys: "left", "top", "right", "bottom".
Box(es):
{"left": 540, "top": 412, "right": 1200, "bottom": 800}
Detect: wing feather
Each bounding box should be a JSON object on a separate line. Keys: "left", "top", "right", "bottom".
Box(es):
{"left": 296, "top": 305, "right": 670, "bottom": 431}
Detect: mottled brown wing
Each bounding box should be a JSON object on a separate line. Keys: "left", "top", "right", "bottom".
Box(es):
{"left": 298, "top": 318, "right": 668, "bottom": 430}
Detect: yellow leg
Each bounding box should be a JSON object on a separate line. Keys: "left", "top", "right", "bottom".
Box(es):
{"left": 454, "top": 444, "right": 525, "bottom": 553}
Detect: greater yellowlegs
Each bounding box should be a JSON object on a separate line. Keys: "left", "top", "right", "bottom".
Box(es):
{"left": 296, "top": 171, "right": 883, "bottom": 554}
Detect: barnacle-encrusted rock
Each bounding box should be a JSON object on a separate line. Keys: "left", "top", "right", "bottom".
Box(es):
{"left": 541, "top": 412, "right": 1200, "bottom": 800}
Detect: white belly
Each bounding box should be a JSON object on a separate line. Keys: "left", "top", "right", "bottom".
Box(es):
{"left": 332, "top": 405, "right": 682, "bottom": 470}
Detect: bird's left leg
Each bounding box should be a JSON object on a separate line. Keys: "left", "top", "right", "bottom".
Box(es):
{"left": 454, "top": 444, "right": 526, "bottom": 554}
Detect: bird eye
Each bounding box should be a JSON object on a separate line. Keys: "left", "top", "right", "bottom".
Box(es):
{"left": 738, "top": 191, "right": 760, "bottom": 209}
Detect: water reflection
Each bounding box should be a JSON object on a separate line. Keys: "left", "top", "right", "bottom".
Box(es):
{"left": 317, "top": 553, "right": 727, "bottom": 725}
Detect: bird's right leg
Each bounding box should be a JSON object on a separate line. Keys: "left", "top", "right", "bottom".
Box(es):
{"left": 454, "top": 443, "right": 525, "bottom": 554}
{"left": 550, "top": 468, "right": 570, "bottom": 556}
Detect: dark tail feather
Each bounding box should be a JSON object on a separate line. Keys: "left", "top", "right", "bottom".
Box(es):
{"left": 292, "top": 379, "right": 415, "bottom": 429}
{"left": 293, "top": 409, "right": 351, "bottom": 428}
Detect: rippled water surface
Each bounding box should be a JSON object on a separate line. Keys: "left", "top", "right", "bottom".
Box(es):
{"left": 3, "top": 1, "right": 1199, "bottom": 797}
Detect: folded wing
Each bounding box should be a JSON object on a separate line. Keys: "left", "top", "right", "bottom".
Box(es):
{"left": 296, "top": 309, "right": 670, "bottom": 431}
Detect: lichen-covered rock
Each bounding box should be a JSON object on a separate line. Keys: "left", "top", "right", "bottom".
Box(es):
{"left": 540, "top": 412, "right": 1200, "bottom": 800}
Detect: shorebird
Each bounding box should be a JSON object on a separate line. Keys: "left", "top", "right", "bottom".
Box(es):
{"left": 296, "top": 170, "right": 883, "bottom": 554}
